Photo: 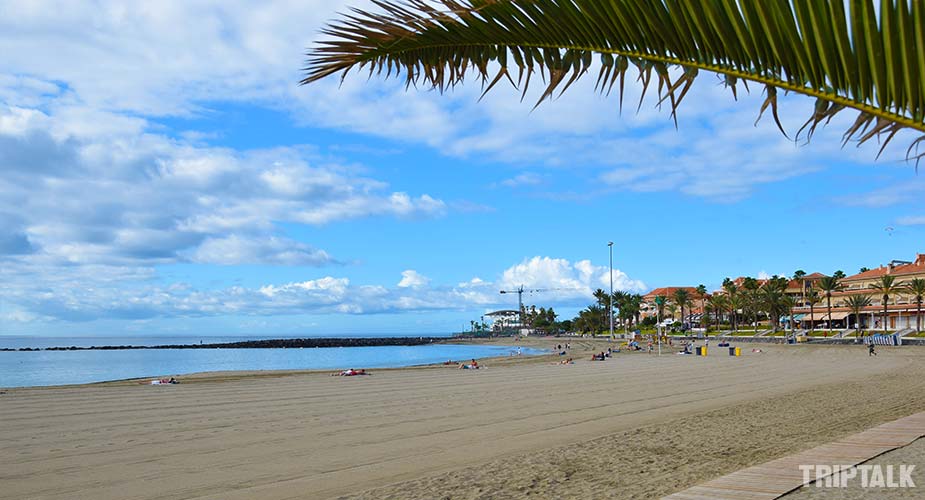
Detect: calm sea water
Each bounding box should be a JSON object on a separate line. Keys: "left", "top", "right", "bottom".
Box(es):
{"left": 0, "top": 337, "right": 542, "bottom": 388}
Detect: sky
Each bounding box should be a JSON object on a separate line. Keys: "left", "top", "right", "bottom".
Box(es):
{"left": 1, "top": 1, "right": 923, "bottom": 337}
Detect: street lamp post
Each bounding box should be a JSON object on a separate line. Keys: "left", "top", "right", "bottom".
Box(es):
{"left": 655, "top": 295, "right": 665, "bottom": 356}
{"left": 608, "top": 242, "right": 614, "bottom": 340}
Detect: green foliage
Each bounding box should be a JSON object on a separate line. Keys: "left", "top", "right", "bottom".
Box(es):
{"left": 844, "top": 293, "right": 872, "bottom": 339}
{"left": 305, "top": 0, "right": 925, "bottom": 160}
{"left": 870, "top": 275, "right": 900, "bottom": 334}
{"left": 906, "top": 278, "right": 925, "bottom": 333}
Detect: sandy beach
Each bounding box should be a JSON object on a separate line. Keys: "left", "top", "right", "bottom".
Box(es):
{"left": 3, "top": 339, "right": 925, "bottom": 499}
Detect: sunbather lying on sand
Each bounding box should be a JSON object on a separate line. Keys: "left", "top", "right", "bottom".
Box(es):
{"left": 144, "top": 377, "right": 178, "bottom": 385}
{"left": 332, "top": 369, "right": 369, "bottom": 376}
{"left": 458, "top": 359, "right": 480, "bottom": 369}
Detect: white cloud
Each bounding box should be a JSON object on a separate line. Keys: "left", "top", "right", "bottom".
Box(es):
{"left": 397, "top": 270, "right": 430, "bottom": 288}
{"left": 2, "top": 0, "right": 905, "bottom": 206}
{"left": 0, "top": 104, "right": 445, "bottom": 268}
{"left": 897, "top": 215, "right": 925, "bottom": 226}
{"left": 2, "top": 256, "right": 645, "bottom": 323}
{"left": 500, "top": 256, "right": 646, "bottom": 295}
{"left": 495, "top": 172, "right": 544, "bottom": 188}
{"left": 841, "top": 178, "right": 925, "bottom": 208}
{"left": 188, "top": 235, "right": 334, "bottom": 266}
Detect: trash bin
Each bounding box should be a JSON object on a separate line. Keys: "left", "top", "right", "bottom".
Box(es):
{"left": 695, "top": 346, "right": 706, "bottom": 356}
{"left": 729, "top": 346, "right": 736, "bottom": 356}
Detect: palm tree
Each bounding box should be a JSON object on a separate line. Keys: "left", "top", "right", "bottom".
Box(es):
{"left": 711, "top": 295, "right": 729, "bottom": 332}
{"left": 593, "top": 288, "right": 609, "bottom": 334}
{"left": 741, "top": 277, "right": 760, "bottom": 333}
{"left": 845, "top": 294, "right": 872, "bottom": 340}
{"left": 781, "top": 294, "right": 797, "bottom": 335}
{"left": 760, "top": 278, "right": 789, "bottom": 332}
{"left": 673, "top": 289, "right": 691, "bottom": 332}
{"left": 705, "top": 295, "right": 723, "bottom": 332}
{"left": 696, "top": 284, "right": 708, "bottom": 329}
{"left": 727, "top": 293, "right": 743, "bottom": 334}
{"left": 870, "top": 275, "right": 900, "bottom": 334}
{"left": 722, "top": 279, "right": 739, "bottom": 331}
{"left": 626, "top": 293, "right": 643, "bottom": 329}
{"left": 305, "top": 1, "right": 925, "bottom": 160}
{"left": 816, "top": 276, "right": 844, "bottom": 334}
{"left": 655, "top": 295, "right": 669, "bottom": 326}
{"left": 805, "top": 288, "right": 821, "bottom": 334}
{"left": 904, "top": 278, "right": 925, "bottom": 334}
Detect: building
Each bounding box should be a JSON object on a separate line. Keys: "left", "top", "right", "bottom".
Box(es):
{"left": 640, "top": 286, "right": 709, "bottom": 322}
{"left": 794, "top": 253, "right": 925, "bottom": 331}
{"left": 784, "top": 272, "right": 826, "bottom": 307}
{"left": 484, "top": 310, "right": 521, "bottom": 332}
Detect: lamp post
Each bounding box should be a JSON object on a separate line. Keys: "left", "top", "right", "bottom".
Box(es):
{"left": 655, "top": 296, "right": 664, "bottom": 356}
{"left": 608, "top": 242, "right": 614, "bottom": 340}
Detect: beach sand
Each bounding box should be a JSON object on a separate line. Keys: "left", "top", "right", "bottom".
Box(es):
{"left": 2, "top": 339, "right": 924, "bottom": 499}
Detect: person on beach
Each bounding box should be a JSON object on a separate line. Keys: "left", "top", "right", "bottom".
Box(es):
{"left": 145, "top": 377, "right": 178, "bottom": 385}
{"left": 459, "top": 359, "right": 479, "bottom": 369}
{"left": 333, "top": 369, "right": 368, "bottom": 376}
{"left": 869, "top": 343, "right": 877, "bottom": 356}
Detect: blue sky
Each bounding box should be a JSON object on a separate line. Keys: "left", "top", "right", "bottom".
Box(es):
{"left": 1, "top": 1, "right": 923, "bottom": 337}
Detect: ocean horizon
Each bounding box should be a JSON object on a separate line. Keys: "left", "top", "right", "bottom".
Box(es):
{"left": 0, "top": 339, "right": 543, "bottom": 388}
{"left": 0, "top": 333, "right": 456, "bottom": 350}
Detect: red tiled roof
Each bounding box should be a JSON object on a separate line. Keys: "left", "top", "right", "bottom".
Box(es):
{"left": 643, "top": 287, "right": 704, "bottom": 299}
{"left": 845, "top": 254, "right": 925, "bottom": 281}
{"left": 845, "top": 267, "right": 890, "bottom": 281}
{"left": 786, "top": 273, "right": 826, "bottom": 290}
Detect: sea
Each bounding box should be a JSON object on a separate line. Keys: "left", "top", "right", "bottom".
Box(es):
{"left": 0, "top": 335, "right": 544, "bottom": 388}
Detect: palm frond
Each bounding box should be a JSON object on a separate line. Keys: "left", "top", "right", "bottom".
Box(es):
{"left": 303, "top": 0, "right": 925, "bottom": 160}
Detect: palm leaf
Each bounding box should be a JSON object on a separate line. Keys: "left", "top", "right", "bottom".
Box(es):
{"left": 302, "top": 0, "right": 925, "bottom": 160}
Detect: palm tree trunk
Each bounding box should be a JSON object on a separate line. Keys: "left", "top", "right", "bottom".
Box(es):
{"left": 809, "top": 302, "right": 814, "bottom": 333}
{"left": 855, "top": 311, "right": 861, "bottom": 340}
{"left": 826, "top": 296, "right": 832, "bottom": 337}
{"left": 917, "top": 300, "right": 922, "bottom": 333}
{"left": 883, "top": 295, "right": 889, "bottom": 335}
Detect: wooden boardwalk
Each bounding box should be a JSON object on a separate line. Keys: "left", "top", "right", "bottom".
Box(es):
{"left": 664, "top": 411, "right": 925, "bottom": 499}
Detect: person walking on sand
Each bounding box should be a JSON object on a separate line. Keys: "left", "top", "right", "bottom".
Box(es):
{"left": 869, "top": 343, "right": 877, "bottom": 356}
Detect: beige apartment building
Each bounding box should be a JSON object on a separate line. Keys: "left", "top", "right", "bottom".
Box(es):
{"left": 640, "top": 252, "right": 925, "bottom": 332}
{"left": 793, "top": 253, "right": 925, "bottom": 331}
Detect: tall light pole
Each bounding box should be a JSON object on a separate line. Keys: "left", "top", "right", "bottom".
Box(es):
{"left": 655, "top": 296, "right": 664, "bottom": 356}
{"left": 608, "top": 242, "right": 614, "bottom": 340}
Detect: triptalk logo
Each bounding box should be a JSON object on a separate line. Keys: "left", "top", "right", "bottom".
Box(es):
{"left": 799, "top": 464, "right": 917, "bottom": 488}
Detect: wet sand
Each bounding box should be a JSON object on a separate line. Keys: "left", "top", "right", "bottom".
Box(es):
{"left": 2, "top": 339, "right": 924, "bottom": 499}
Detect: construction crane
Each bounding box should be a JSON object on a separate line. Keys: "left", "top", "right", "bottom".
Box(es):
{"left": 499, "top": 285, "right": 578, "bottom": 330}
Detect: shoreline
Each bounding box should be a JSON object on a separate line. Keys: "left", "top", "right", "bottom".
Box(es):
{"left": 0, "top": 339, "right": 553, "bottom": 390}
